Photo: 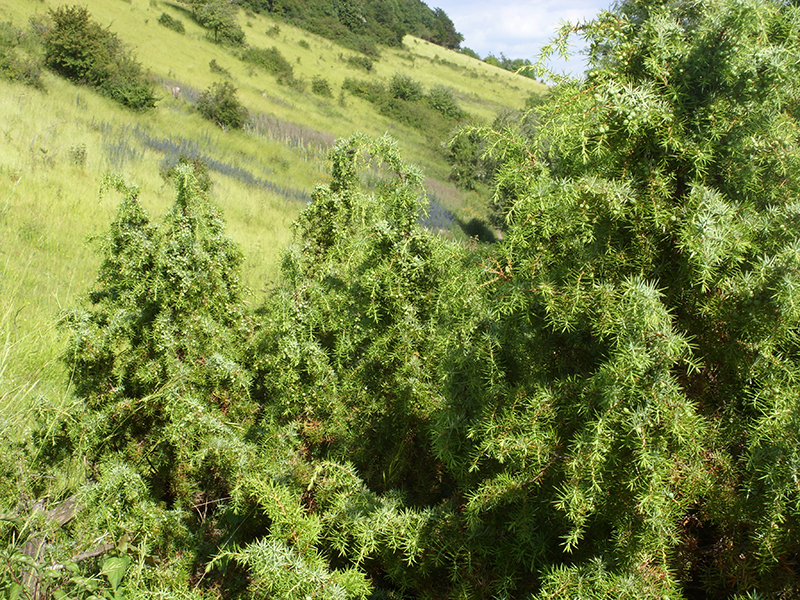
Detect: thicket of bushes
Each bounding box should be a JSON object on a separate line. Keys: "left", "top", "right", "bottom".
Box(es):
{"left": 343, "top": 73, "right": 466, "bottom": 137}
{"left": 1, "top": 5, "right": 159, "bottom": 108}
{"left": 240, "top": 45, "right": 294, "bottom": 81}
{"left": 0, "top": 21, "right": 44, "bottom": 89}
{"left": 3, "top": 1, "right": 800, "bottom": 599}
{"left": 43, "top": 5, "right": 157, "bottom": 110}
{"left": 240, "top": 0, "right": 462, "bottom": 56}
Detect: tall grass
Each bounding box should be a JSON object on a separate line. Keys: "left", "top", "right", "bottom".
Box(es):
{"left": 0, "top": 75, "right": 307, "bottom": 418}
{"left": 0, "top": 0, "right": 545, "bottom": 425}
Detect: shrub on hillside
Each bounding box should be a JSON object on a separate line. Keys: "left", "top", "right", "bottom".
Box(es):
{"left": 343, "top": 75, "right": 465, "bottom": 137}
{"left": 310, "top": 74, "right": 332, "bottom": 97}
{"left": 180, "top": 0, "right": 245, "bottom": 45}
{"left": 43, "top": 5, "right": 156, "bottom": 110}
{"left": 240, "top": 45, "right": 293, "bottom": 81}
{"left": 157, "top": 12, "right": 185, "bottom": 34}
{"left": 342, "top": 77, "right": 386, "bottom": 103}
{"left": 345, "top": 54, "right": 372, "bottom": 72}
{"left": 0, "top": 21, "right": 44, "bottom": 89}
{"left": 59, "top": 169, "right": 258, "bottom": 562}
{"left": 426, "top": 85, "right": 464, "bottom": 120}
{"left": 161, "top": 155, "right": 213, "bottom": 192}
{"left": 209, "top": 58, "right": 231, "bottom": 77}
{"left": 388, "top": 73, "right": 423, "bottom": 101}
{"left": 197, "top": 81, "right": 249, "bottom": 130}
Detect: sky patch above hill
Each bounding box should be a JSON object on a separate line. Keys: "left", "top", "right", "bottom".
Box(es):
{"left": 431, "top": 0, "right": 609, "bottom": 78}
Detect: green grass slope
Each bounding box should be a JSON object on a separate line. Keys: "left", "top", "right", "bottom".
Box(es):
{"left": 0, "top": 0, "right": 545, "bottom": 413}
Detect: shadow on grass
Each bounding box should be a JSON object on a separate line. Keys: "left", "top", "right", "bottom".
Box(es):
{"left": 455, "top": 216, "right": 497, "bottom": 243}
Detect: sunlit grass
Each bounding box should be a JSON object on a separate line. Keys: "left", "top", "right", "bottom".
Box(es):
{"left": 0, "top": 0, "right": 543, "bottom": 421}
{"left": 0, "top": 74, "right": 309, "bottom": 408}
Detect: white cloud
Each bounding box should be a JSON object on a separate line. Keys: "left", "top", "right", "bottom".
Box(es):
{"left": 430, "top": 0, "right": 609, "bottom": 77}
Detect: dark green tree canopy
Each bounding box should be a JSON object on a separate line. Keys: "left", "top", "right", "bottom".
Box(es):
{"left": 239, "top": 0, "right": 463, "bottom": 53}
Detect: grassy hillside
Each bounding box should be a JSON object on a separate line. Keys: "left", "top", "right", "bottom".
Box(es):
{"left": 0, "top": 0, "right": 544, "bottom": 415}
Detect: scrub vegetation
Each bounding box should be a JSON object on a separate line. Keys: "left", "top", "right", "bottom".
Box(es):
{"left": 4, "top": 0, "right": 799, "bottom": 599}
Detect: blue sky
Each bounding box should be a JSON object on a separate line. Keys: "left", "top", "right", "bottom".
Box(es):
{"left": 429, "top": 0, "right": 613, "bottom": 78}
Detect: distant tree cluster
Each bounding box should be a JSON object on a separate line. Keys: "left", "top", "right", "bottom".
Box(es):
{"left": 239, "top": 0, "right": 463, "bottom": 56}
{"left": 343, "top": 72, "right": 466, "bottom": 138}
{"left": 461, "top": 46, "right": 537, "bottom": 79}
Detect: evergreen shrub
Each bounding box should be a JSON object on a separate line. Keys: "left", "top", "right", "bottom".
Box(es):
{"left": 10, "top": 1, "right": 800, "bottom": 598}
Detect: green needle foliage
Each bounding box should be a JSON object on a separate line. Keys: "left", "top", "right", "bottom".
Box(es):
{"left": 9, "top": 0, "right": 800, "bottom": 597}
{"left": 62, "top": 167, "right": 255, "bottom": 506}
{"left": 254, "top": 134, "right": 474, "bottom": 500}
{"left": 474, "top": 0, "right": 800, "bottom": 596}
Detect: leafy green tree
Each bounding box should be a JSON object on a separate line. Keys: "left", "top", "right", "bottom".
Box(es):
{"left": 43, "top": 5, "right": 156, "bottom": 110}
{"left": 238, "top": 0, "right": 460, "bottom": 53}
{"left": 428, "top": 7, "right": 463, "bottom": 50}
{"left": 179, "top": 0, "right": 245, "bottom": 45}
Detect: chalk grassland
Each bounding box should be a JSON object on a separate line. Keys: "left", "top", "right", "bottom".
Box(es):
{"left": 0, "top": 0, "right": 544, "bottom": 417}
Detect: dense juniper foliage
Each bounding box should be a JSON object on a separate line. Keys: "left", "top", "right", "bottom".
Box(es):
{"left": 2, "top": 0, "right": 800, "bottom": 598}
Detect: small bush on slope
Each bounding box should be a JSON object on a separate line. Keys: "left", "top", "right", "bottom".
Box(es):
{"left": 43, "top": 5, "right": 156, "bottom": 110}
{"left": 197, "top": 81, "right": 249, "bottom": 130}
{"left": 0, "top": 21, "right": 44, "bottom": 89}
{"left": 157, "top": 12, "right": 185, "bottom": 34}
{"left": 180, "top": 0, "right": 245, "bottom": 46}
